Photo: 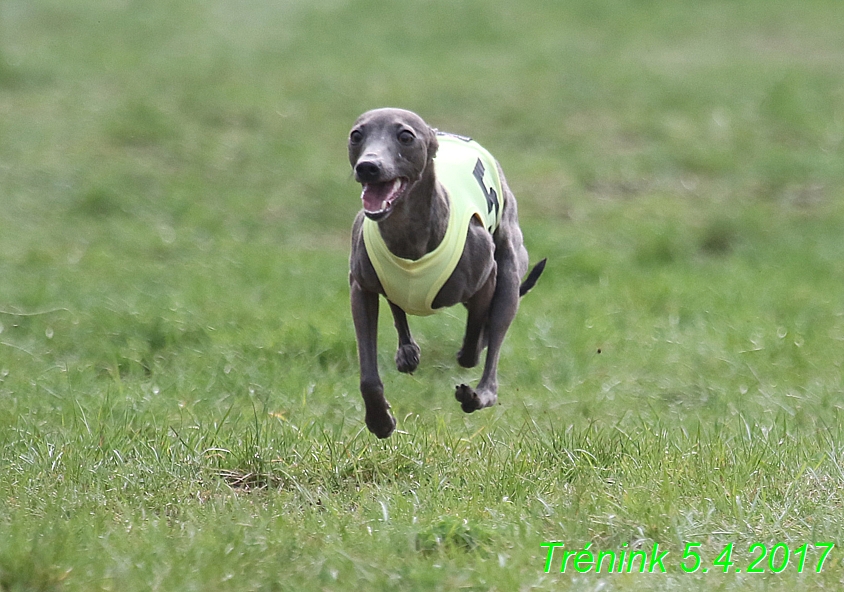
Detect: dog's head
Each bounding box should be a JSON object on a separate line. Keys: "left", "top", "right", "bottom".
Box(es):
{"left": 348, "top": 108, "right": 439, "bottom": 221}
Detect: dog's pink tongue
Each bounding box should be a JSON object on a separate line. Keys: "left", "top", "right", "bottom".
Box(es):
{"left": 361, "top": 180, "right": 399, "bottom": 212}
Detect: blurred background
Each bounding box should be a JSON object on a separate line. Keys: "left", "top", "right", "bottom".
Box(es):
{"left": 2, "top": 0, "right": 844, "bottom": 423}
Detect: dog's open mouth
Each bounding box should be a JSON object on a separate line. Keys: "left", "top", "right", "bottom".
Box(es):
{"left": 361, "top": 178, "right": 408, "bottom": 220}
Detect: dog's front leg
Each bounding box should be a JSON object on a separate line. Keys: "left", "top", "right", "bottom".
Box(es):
{"left": 388, "top": 302, "right": 420, "bottom": 374}
{"left": 351, "top": 279, "right": 396, "bottom": 438}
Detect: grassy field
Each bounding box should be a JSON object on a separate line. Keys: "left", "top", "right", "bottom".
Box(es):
{"left": 2, "top": 0, "right": 844, "bottom": 589}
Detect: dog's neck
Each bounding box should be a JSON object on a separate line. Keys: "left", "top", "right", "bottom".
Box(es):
{"left": 374, "top": 162, "right": 448, "bottom": 260}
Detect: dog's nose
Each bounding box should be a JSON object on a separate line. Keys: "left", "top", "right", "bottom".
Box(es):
{"left": 355, "top": 160, "right": 382, "bottom": 183}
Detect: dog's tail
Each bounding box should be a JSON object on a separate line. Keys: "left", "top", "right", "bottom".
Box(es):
{"left": 519, "top": 258, "right": 547, "bottom": 297}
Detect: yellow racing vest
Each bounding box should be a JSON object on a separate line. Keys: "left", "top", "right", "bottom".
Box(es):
{"left": 363, "top": 133, "right": 503, "bottom": 316}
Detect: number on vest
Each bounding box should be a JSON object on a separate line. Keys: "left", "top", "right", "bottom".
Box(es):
{"left": 472, "top": 158, "right": 499, "bottom": 230}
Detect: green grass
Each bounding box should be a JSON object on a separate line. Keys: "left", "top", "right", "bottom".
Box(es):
{"left": 2, "top": 0, "right": 844, "bottom": 589}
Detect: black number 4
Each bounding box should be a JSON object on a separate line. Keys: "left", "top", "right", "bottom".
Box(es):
{"left": 472, "top": 158, "right": 499, "bottom": 229}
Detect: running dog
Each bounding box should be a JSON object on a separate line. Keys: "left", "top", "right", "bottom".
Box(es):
{"left": 348, "top": 108, "right": 545, "bottom": 438}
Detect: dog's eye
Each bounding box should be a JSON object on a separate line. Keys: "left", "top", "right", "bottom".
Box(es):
{"left": 349, "top": 130, "right": 363, "bottom": 144}
{"left": 398, "top": 130, "right": 415, "bottom": 145}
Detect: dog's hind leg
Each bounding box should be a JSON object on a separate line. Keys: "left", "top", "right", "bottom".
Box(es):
{"left": 455, "top": 244, "right": 521, "bottom": 413}
{"left": 457, "top": 266, "right": 496, "bottom": 369}
{"left": 389, "top": 302, "right": 421, "bottom": 374}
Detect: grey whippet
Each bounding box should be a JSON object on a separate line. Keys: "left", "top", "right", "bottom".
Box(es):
{"left": 348, "top": 108, "right": 545, "bottom": 438}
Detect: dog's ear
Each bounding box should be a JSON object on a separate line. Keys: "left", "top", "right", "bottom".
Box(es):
{"left": 427, "top": 127, "right": 439, "bottom": 159}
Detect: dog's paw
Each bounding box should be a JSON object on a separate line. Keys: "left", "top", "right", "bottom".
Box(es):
{"left": 456, "top": 347, "right": 480, "bottom": 369}
{"left": 366, "top": 409, "right": 397, "bottom": 439}
{"left": 455, "top": 384, "right": 482, "bottom": 413}
{"left": 455, "top": 384, "right": 497, "bottom": 413}
{"left": 395, "top": 343, "right": 421, "bottom": 374}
